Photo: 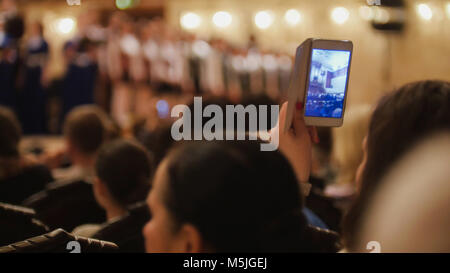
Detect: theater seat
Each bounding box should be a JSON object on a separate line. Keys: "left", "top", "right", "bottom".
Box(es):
{"left": 23, "top": 179, "right": 106, "bottom": 231}
{"left": 0, "top": 229, "right": 118, "bottom": 253}
{"left": 92, "top": 202, "right": 151, "bottom": 252}
{"left": 0, "top": 202, "right": 49, "bottom": 247}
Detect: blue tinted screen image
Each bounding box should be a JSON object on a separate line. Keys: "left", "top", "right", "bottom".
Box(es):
{"left": 304, "top": 49, "right": 351, "bottom": 118}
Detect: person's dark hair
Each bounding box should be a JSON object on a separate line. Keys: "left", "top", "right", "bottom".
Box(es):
{"left": 5, "top": 14, "right": 25, "bottom": 40}
{"left": 343, "top": 80, "right": 450, "bottom": 249}
{"left": 141, "top": 124, "right": 176, "bottom": 166}
{"left": 95, "top": 139, "right": 153, "bottom": 207}
{"left": 0, "top": 107, "right": 21, "bottom": 158}
{"left": 63, "top": 105, "right": 116, "bottom": 155}
{"left": 161, "top": 140, "right": 333, "bottom": 252}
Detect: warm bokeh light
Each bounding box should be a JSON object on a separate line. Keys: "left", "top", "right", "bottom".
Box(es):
{"left": 115, "top": 0, "right": 133, "bottom": 10}
{"left": 417, "top": 3, "right": 433, "bottom": 20}
{"left": 331, "top": 7, "right": 350, "bottom": 24}
{"left": 56, "top": 17, "right": 76, "bottom": 34}
{"left": 284, "top": 9, "right": 301, "bottom": 26}
{"left": 212, "top": 11, "right": 232, "bottom": 28}
{"left": 446, "top": 3, "right": 450, "bottom": 19}
{"left": 254, "top": 11, "right": 273, "bottom": 29}
{"left": 156, "top": 99, "right": 169, "bottom": 118}
{"left": 180, "top": 12, "right": 201, "bottom": 30}
{"left": 359, "top": 6, "right": 374, "bottom": 21}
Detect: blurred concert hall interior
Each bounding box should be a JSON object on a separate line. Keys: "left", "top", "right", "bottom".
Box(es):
{"left": 0, "top": 0, "right": 449, "bottom": 255}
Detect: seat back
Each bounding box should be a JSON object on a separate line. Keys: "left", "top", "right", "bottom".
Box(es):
{"left": 0, "top": 228, "right": 118, "bottom": 253}
{"left": 93, "top": 202, "right": 150, "bottom": 252}
{"left": 23, "top": 180, "right": 105, "bottom": 231}
{"left": 0, "top": 202, "right": 49, "bottom": 246}
{"left": 0, "top": 165, "right": 53, "bottom": 205}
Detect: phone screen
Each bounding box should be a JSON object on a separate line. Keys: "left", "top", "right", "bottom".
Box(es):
{"left": 304, "top": 49, "right": 351, "bottom": 118}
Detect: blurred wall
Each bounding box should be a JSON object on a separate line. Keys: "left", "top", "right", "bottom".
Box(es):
{"left": 165, "top": 0, "right": 450, "bottom": 106}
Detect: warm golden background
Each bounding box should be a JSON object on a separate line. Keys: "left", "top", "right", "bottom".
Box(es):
{"left": 18, "top": 0, "right": 450, "bottom": 106}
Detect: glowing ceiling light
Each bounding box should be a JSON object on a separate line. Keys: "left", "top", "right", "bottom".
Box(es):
{"left": 331, "top": 7, "right": 350, "bottom": 24}
{"left": 115, "top": 0, "right": 133, "bottom": 10}
{"left": 359, "top": 6, "right": 374, "bottom": 21}
{"left": 284, "top": 9, "right": 301, "bottom": 26}
{"left": 254, "top": 11, "right": 273, "bottom": 29}
{"left": 57, "top": 17, "right": 76, "bottom": 34}
{"left": 213, "top": 11, "right": 232, "bottom": 28}
{"left": 446, "top": 3, "right": 450, "bottom": 19}
{"left": 180, "top": 12, "right": 201, "bottom": 30}
{"left": 417, "top": 3, "right": 433, "bottom": 20}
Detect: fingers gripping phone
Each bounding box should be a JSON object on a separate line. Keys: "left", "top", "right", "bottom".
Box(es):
{"left": 284, "top": 38, "right": 353, "bottom": 132}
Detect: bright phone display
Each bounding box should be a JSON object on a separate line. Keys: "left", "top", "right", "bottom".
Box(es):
{"left": 304, "top": 49, "right": 351, "bottom": 118}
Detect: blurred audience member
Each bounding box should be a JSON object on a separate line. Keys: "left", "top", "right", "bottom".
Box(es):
{"left": 73, "top": 139, "right": 153, "bottom": 237}
{"left": 354, "top": 132, "right": 450, "bottom": 253}
{"left": 53, "top": 105, "right": 116, "bottom": 182}
{"left": 23, "top": 106, "right": 118, "bottom": 230}
{"left": 0, "top": 106, "right": 53, "bottom": 204}
{"left": 144, "top": 140, "right": 340, "bottom": 253}
{"left": 342, "top": 80, "right": 450, "bottom": 250}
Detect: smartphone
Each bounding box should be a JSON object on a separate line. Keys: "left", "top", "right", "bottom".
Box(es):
{"left": 284, "top": 38, "right": 353, "bottom": 132}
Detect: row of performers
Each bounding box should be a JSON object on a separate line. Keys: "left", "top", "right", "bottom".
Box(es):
{"left": 1, "top": 23, "right": 295, "bottom": 134}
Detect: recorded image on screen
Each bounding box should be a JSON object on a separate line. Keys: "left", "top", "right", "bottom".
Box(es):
{"left": 304, "top": 49, "right": 351, "bottom": 118}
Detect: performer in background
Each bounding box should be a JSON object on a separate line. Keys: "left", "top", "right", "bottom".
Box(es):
{"left": 0, "top": 25, "right": 17, "bottom": 110}
{"left": 109, "top": 16, "right": 139, "bottom": 129}
{"left": 0, "top": 0, "right": 24, "bottom": 112}
{"left": 61, "top": 37, "right": 98, "bottom": 125}
{"left": 110, "top": 15, "right": 148, "bottom": 130}
{"left": 19, "top": 22, "right": 49, "bottom": 134}
{"left": 204, "top": 38, "right": 226, "bottom": 96}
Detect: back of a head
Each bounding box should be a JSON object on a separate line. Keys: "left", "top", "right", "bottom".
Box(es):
{"left": 163, "top": 140, "right": 313, "bottom": 252}
{"left": 63, "top": 105, "right": 115, "bottom": 156}
{"left": 141, "top": 124, "right": 176, "bottom": 167}
{"left": 332, "top": 105, "right": 372, "bottom": 186}
{"left": 343, "top": 80, "right": 450, "bottom": 249}
{"left": 96, "top": 139, "right": 153, "bottom": 207}
{"left": 0, "top": 106, "right": 21, "bottom": 158}
{"left": 354, "top": 132, "right": 450, "bottom": 252}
